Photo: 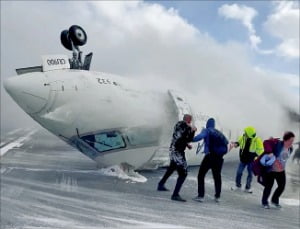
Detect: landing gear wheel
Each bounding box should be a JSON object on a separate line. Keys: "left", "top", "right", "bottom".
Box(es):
{"left": 69, "top": 25, "right": 87, "bottom": 46}
{"left": 60, "top": 30, "right": 72, "bottom": 51}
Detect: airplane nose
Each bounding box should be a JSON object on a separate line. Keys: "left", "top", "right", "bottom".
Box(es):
{"left": 4, "top": 73, "right": 50, "bottom": 114}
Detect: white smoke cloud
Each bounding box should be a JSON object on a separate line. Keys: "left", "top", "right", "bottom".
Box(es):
{"left": 1, "top": 1, "right": 298, "bottom": 140}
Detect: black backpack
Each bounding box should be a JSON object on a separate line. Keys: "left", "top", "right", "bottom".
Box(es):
{"left": 207, "top": 128, "right": 228, "bottom": 155}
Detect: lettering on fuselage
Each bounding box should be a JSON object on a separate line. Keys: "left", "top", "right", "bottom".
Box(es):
{"left": 46, "top": 59, "right": 66, "bottom": 66}
{"left": 97, "top": 78, "right": 111, "bottom": 84}
{"left": 96, "top": 78, "right": 118, "bottom": 86}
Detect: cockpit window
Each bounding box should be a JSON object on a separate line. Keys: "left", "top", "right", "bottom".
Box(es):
{"left": 81, "top": 131, "right": 126, "bottom": 152}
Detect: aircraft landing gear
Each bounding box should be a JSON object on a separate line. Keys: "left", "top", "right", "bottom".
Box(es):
{"left": 60, "top": 25, "right": 92, "bottom": 70}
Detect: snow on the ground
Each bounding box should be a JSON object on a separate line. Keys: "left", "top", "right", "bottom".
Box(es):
{"left": 98, "top": 165, "right": 147, "bottom": 183}
{"left": 280, "top": 198, "right": 300, "bottom": 206}
{"left": 0, "top": 130, "right": 36, "bottom": 157}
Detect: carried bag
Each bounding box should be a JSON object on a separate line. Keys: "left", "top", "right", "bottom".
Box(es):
{"left": 252, "top": 138, "right": 280, "bottom": 186}
{"left": 252, "top": 153, "right": 266, "bottom": 176}
{"left": 263, "top": 137, "right": 280, "bottom": 154}
{"left": 207, "top": 128, "right": 229, "bottom": 156}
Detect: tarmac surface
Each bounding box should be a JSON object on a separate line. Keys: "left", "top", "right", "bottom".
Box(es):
{"left": 1, "top": 128, "right": 299, "bottom": 229}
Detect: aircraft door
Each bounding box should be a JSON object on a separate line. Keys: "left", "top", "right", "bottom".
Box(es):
{"left": 168, "top": 90, "right": 194, "bottom": 123}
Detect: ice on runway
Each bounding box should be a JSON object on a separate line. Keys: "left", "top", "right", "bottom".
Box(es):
{"left": 1, "top": 129, "right": 299, "bottom": 229}
{"left": 0, "top": 130, "right": 36, "bottom": 157}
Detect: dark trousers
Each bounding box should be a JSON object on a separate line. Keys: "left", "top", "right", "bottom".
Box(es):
{"left": 262, "top": 171, "right": 286, "bottom": 205}
{"left": 158, "top": 160, "right": 188, "bottom": 196}
{"left": 197, "top": 153, "right": 224, "bottom": 198}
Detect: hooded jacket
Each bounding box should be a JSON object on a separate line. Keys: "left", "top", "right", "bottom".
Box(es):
{"left": 236, "top": 126, "right": 264, "bottom": 163}
{"left": 192, "top": 118, "right": 216, "bottom": 155}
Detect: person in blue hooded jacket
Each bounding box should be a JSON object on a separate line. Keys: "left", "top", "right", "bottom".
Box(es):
{"left": 192, "top": 118, "right": 228, "bottom": 203}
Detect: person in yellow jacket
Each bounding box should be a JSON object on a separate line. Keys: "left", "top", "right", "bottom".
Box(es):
{"left": 230, "top": 126, "right": 264, "bottom": 193}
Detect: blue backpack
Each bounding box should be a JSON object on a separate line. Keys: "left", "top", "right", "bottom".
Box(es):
{"left": 207, "top": 128, "right": 228, "bottom": 155}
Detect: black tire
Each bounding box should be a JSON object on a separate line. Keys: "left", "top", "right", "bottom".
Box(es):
{"left": 60, "top": 30, "right": 73, "bottom": 51}
{"left": 69, "top": 25, "right": 87, "bottom": 46}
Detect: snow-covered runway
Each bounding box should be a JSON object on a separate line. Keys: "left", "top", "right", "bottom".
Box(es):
{"left": 1, "top": 129, "right": 299, "bottom": 229}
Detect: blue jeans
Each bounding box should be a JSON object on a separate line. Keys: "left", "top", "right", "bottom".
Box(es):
{"left": 235, "top": 162, "right": 253, "bottom": 189}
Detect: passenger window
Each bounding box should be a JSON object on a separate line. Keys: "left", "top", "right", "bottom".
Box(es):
{"left": 126, "top": 127, "right": 161, "bottom": 146}
{"left": 81, "top": 131, "right": 126, "bottom": 152}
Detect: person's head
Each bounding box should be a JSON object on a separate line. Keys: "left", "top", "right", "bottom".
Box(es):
{"left": 206, "top": 118, "right": 215, "bottom": 128}
{"left": 244, "top": 126, "right": 256, "bottom": 138}
{"left": 283, "top": 131, "right": 295, "bottom": 148}
{"left": 183, "top": 114, "right": 192, "bottom": 124}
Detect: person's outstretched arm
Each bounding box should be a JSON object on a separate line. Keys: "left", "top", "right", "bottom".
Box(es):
{"left": 192, "top": 129, "right": 207, "bottom": 142}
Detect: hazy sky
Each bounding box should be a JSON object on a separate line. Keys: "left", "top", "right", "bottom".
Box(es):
{"left": 157, "top": 1, "right": 299, "bottom": 73}
{"left": 1, "top": 1, "right": 299, "bottom": 138}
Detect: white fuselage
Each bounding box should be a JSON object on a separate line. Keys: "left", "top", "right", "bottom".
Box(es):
{"left": 5, "top": 68, "right": 193, "bottom": 169}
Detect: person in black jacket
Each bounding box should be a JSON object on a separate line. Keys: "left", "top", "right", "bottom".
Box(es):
{"left": 157, "top": 114, "right": 196, "bottom": 202}
{"left": 230, "top": 126, "right": 264, "bottom": 193}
